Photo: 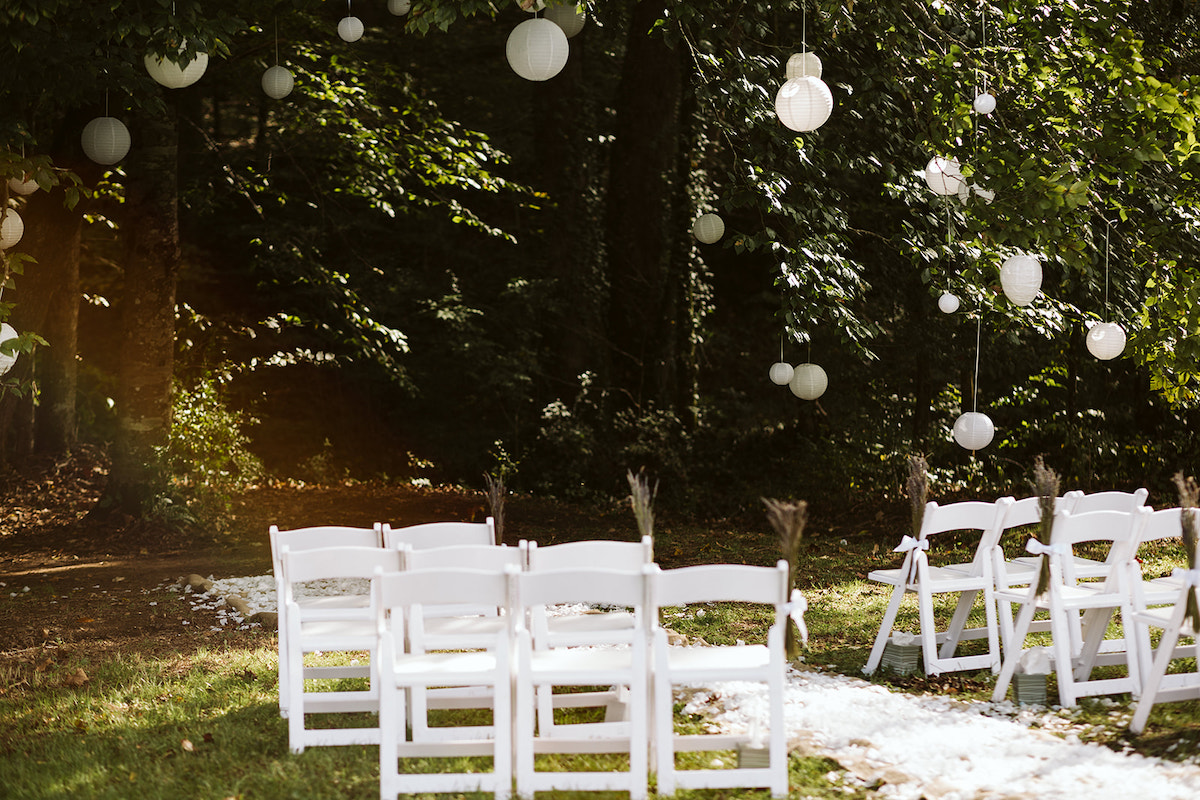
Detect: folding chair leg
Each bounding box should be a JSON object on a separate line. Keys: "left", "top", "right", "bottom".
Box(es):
{"left": 940, "top": 589, "right": 979, "bottom": 659}
{"left": 1049, "top": 594, "right": 1079, "bottom": 707}
{"left": 1130, "top": 621, "right": 1184, "bottom": 734}
{"left": 864, "top": 583, "right": 907, "bottom": 674}
{"left": 992, "top": 596, "right": 1038, "bottom": 702}
{"left": 768, "top": 658, "right": 788, "bottom": 798}
{"left": 917, "top": 585, "right": 940, "bottom": 676}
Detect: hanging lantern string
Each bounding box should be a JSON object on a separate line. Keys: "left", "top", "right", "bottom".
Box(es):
{"left": 1103, "top": 218, "right": 1112, "bottom": 317}
{"left": 972, "top": 313, "right": 982, "bottom": 414}
{"left": 779, "top": 333, "right": 785, "bottom": 363}
{"left": 980, "top": 6, "right": 988, "bottom": 94}
{"left": 274, "top": 16, "right": 279, "bottom": 65}
{"left": 801, "top": 1, "right": 807, "bottom": 54}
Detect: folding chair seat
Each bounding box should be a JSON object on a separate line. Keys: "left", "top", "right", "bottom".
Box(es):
{"left": 512, "top": 566, "right": 651, "bottom": 800}
{"left": 280, "top": 544, "right": 401, "bottom": 752}
{"left": 402, "top": 543, "right": 525, "bottom": 742}
{"left": 991, "top": 507, "right": 1150, "bottom": 707}
{"left": 649, "top": 561, "right": 794, "bottom": 798}
{"left": 269, "top": 523, "right": 382, "bottom": 719}
{"left": 864, "top": 499, "right": 1008, "bottom": 676}
{"left": 376, "top": 567, "right": 513, "bottom": 800}
{"left": 1129, "top": 567, "right": 1200, "bottom": 734}
{"left": 382, "top": 517, "right": 496, "bottom": 550}
{"left": 522, "top": 536, "right": 654, "bottom": 737}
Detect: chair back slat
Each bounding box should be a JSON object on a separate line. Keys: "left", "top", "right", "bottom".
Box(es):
{"left": 404, "top": 543, "right": 523, "bottom": 572}
{"left": 270, "top": 524, "right": 380, "bottom": 575}
{"left": 515, "top": 566, "right": 648, "bottom": 609}
{"left": 282, "top": 545, "right": 401, "bottom": 584}
{"left": 1137, "top": 507, "right": 1184, "bottom": 546}
{"left": 652, "top": 562, "right": 787, "bottom": 607}
{"left": 1069, "top": 488, "right": 1149, "bottom": 514}
{"left": 376, "top": 567, "right": 510, "bottom": 613}
{"left": 524, "top": 536, "right": 652, "bottom": 572}
{"left": 383, "top": 518, "right": 495, "bottom": 549}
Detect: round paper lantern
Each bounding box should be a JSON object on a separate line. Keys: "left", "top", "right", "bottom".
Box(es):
{"left": 692, "top": 213, "right": 724, "bottom": 244}
{"left": 338, "top": 16, "right": 365, "bottom": 42}
{"left": 785, "top": 51, "right": 822, "bottom": 80}
{"left": 1086, "top": 321, "right": 1127, "bottom": 361}
{"left": 1000, "top": 254, "right": 1042, "bottom": 306}
{"left": 769, "top": 362, "right": 794, "bottom": 386}
{"left": 81, "top": 117, "right": 131, "bottom": 165}
{"left": 8, "top": 175, "right": 38, "bottom": 196}
{"left": 973, "top": 91, "right": 996, "bottom": 115}
{"left": 0, "top": 210, "right": 23, "bottom": 250}
{"left": 953, "top": 411, "right": 994, "bottom": 451}
{"left": 938, "top": 292, "right": 960, "bottom": 314}
{"left": 0, "top": 323, "right": 18, "bottom": 376}
{"left": 144, "top": 46, "right": 208, "bottom": 89}
{"left": 924, "top": 157, "right": 964, "bottom": 196}
{"left": 789, "top": 363, "right": 828, "bottom": 400}
{"left": 388, "top": 0, "right": 411, "bottom": 14}
{"left": 774, "top": 76, "right": 833, "bottom": 132}
{"left": 262, "top": 65, "right": 295, "bottom": 99}
{"left": 506, "top": 18, "right": 569, "bottom": 82}
{"left": 544, "top": 3, "right": 586, "bottom": 37}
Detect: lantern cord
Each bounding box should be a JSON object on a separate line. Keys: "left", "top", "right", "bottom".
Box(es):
{"left": 972, "top": 313, "right": 982, "bottom": 414}
{"left": 801, "top": 2, "right": 807, "bottom": 53}
{"left": 779, "top": 333, "right": 785, "bottom": 363}
{"left": 274, "top": 17, "right": 279, "bottom": 66}
{"left": 1104, "top": 219, "right": 1111, "bottom": 317}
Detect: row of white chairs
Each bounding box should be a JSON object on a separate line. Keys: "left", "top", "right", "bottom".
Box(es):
{"left": 271, "top": 523, "right": 802, "bottom": 798}
{"left": 864, "top": 488, "right": 1200, "bottom": 725}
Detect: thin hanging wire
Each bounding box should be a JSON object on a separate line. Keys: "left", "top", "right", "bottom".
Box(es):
{"left": 972, "top": 313, "right": 982, "bottom": 413}
{"left": 779, "top": 333, "right": 785, "bottom": 363}
{"left": 1103, "top": 220, "right": 1111, "bottom": 317}
{"left": 274, "top": 16, "right": 279, "bottom": 66}
{"left": 802, "top": 2, "right": 807, "bottom": 54}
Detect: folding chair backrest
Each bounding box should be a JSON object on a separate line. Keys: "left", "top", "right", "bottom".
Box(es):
{"left": 282, "top": 544, "right": 402, "bottom": 586}
{"left": 270, "top": 524, "right": 381, "bottom": 578}
{"left": 1070, "top": 488, "right": 1149, "bottom": 514}
{"left": 404, "top": 542, "right": 523, "bottom": 572}
{"left": 376, "top": 567, "right": 512, "bottom": 616}
{"left": 382, "top": 518, "right": 495, "bottom": 550}
{"left": 1052, "top": 507, "right": 1150, "bottom": 549}
{"left": 1139, "top": 507, "right": 1184, "bottom": 547}
{"left": 651, "top": 561, "right": 788, "bottom": 609}
{"left": 524, "top": 536, "right": 653, "bottom": 572}
{"left": 920, "top": 499, "right": 1012, "bottom": 575}
{"left": 514, "top": 566, "right": 649, "bottom": 611}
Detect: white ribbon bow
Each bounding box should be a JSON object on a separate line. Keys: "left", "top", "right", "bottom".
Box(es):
{"left": 894, "top": 535, "right": 930, "bottom": 554}
{"left": 1171, "top": 567, "right": 1200, "bottom": 588}
{"left": 787, "top": 589, "right": 808, "bottom": 646}
{"left": 1025, "top": 539, "right": 1068, "bottom": 557}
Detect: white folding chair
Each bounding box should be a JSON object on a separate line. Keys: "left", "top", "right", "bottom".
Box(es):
{"left": 376, "top": 567, "right": 513, "bottom": 800}
{"left": 522, "top": 536, "right": 654, "bottom": 736}
{"left": 991, "top": 507, "right": 1149, "bottom": 707}
{"left": 512, "top": 566, "right": 651, "bottom": 800}
{"left": 382, "top": 517, "right": 496, "bottom": 550}
{"left": 269, "top": 523, "right": 381, "bottom": 719}
{"left": 650, "top": 561, "right": 793, "bottom": 798}
{"left": 1129, "top": 567, "right": 1200, "bottom": 734}
{"left": 864, "top": 499, "right": 1008, "bottom": 676}
{"left": 280, "top": 544, "right": 400, "bottom": 752}
{"left": 403, "top": 543, "right": 525, "bottom": 742}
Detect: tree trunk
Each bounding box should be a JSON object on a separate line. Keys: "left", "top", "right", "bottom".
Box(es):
{"left": 106, "top": 100, "right": 181, "bottom": 513}
{"left": 603, "top": 0, "right": 684, "bottom": 408}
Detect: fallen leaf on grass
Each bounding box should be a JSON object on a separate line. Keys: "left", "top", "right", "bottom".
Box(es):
{"left": 62, "top": 668, "right": 88, "bottom": 687}
{"left": 34, "top": 657, "right": 52, "bottom": 673}
{"left": 181, "top": 738, "right": 194, "bottom": 752}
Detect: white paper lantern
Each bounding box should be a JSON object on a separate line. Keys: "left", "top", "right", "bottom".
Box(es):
{"left": 544, "top": 3, "right": 586, "bottom": 37}
{"left": 81, "top": 117, "right": 131, "bottom": 166}
{"left": 0, "top": 210, "right": 22, "bottom": 250}
{"left": 338, "top": 16, "right": 365, "bottom": 42}
{"left": 1000, "top": 254, "right": 1043, "bottom": 306}
{"left": 692, "top": 213, "right": 724, "bottom": 244}
{"left": 924, "top": 157, "right": 964, "bottom": 196}
{"left": 774, "top": 76, "right": 833, "bottom": 132}
{"left": 785, "top": 51, "right": 822, "bottom": 80}
{"left": 769, "top": 362, "right": 794, "bottom": 385}
{"left": 1086, "top": 321, "right": 1127, "bottom": 361}
{"left": 953, "top": 411, "right": 994, "bottom": 451}
{"left": 8, "top": 175, "right": 38, "bottom": 196}
{"left": 973, "top": 92, "right": 996, "bottom": 115}
{"left": 0, "top": 323, "right": 18, "bottom": 376}
{"left": 506, "top": 18, "right": 569, "bottom": 82}
{"left": 938, "top": 293, "right": 960, "bottom": 314}
{"left": 262, "top": 66, "right": 295, "bottom": 99}
{"left": 144, "top": 45, "right": 208, "bottom": 89}
{"left": 388, "top": 0, "right": 412, "bottom": 14}
{"left": 789, "top": 363, "right": 828, "bottom": 400}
